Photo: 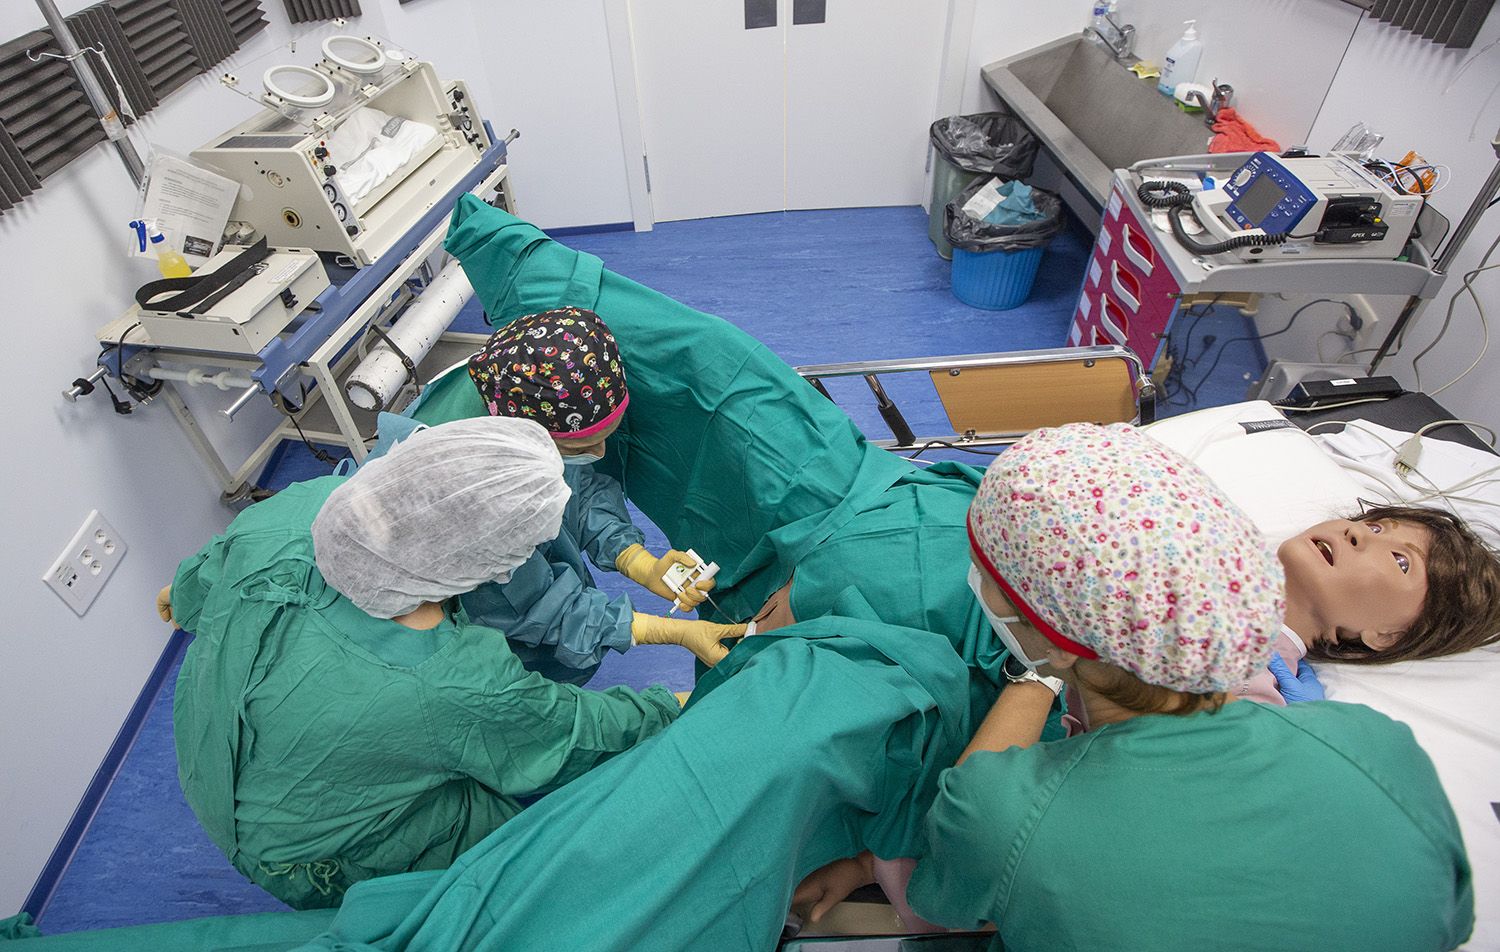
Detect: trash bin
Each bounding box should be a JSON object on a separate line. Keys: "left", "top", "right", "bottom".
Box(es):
{"left": 945, "top": 178, "right": 1064, "bottom": 311}
{"left": 928, "top": 111, "right": 1040, "bottom": 260}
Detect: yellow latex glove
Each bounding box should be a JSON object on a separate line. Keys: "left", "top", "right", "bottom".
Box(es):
{"left": 631, "top": 612, "right": 746, "bottom": 667}
{"left": 156, "top": 584, "right": 174, "bottom": 624}
{"left": 673, "top": 690, "right": 692, "bottom": 707}
{"left": 616, "top": 544, "right": 714, "bottom": 609}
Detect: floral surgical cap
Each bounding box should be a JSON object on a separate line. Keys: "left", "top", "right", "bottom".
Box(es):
{"left": 468, "top": 307, "right": 629, "bottom": 438}
{"left": 967, "top": 423, "right": 1284, "bottom": 693}
{"left": 312, "top": 417, "right": 570, "bottom": 619}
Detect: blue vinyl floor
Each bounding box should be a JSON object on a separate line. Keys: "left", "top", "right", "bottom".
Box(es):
{"left": 36, "top": 206, "right": 1261, "bottom": 932}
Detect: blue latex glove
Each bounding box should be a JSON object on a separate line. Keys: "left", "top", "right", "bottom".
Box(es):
{"left": 1267, "top": 653, "right": 1326, "bottom": 703}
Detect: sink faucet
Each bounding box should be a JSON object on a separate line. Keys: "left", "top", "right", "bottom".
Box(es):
{"left": 1087, "top": 11, "right": 1136, "bottom": 62}
{"left": 1184, "top": 80, "right": 1234, "bottom": 127}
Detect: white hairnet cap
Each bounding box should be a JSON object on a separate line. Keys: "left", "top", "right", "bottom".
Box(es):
{"left": 312, "top": 416, "right": 570, "bottom": 618}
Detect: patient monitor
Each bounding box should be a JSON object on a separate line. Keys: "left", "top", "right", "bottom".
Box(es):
{"left": 191, "top": 42, "right": 491, "bottom": 266}
{"left": 1191, "top": 152, "right": 1423, "bottom": 262}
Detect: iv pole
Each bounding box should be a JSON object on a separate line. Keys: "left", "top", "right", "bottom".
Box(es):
{"left": 34, "top": 0, "right": 146, "bottom": 188}
{"left": 1368, "top": 126, "right": 1500, "bottom": 374}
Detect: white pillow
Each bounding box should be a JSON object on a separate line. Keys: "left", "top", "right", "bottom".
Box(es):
{"left": 1143, "top": 400, "right": 1365, "bottom": 544}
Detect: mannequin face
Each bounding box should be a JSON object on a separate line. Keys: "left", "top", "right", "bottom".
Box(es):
{"left": 1278, "top": 517, "right": 1430, "bottom": 651}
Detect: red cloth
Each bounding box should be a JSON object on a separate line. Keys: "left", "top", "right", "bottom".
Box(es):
{"left": 1209, "top": 107, "right": 1281, "bottom": 154}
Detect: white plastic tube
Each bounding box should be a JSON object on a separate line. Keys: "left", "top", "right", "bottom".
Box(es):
{"left": 346, "top": 261, "right": 473, "bottom": 411}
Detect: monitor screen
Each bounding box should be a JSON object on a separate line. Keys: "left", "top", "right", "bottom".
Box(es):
{"left": 1234, "top": 173, "right": 1286, "bottom": 225}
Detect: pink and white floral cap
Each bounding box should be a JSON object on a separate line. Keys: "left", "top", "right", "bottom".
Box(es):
{"left": 967, "top": 423, "right": 1284, "bottom": 694}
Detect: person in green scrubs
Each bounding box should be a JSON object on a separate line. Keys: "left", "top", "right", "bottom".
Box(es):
{"left": 797, "top": 424, "right": 1475, "bottom": 952}
{"left": 161, "top": 417, "right": 681, "bottom": 909}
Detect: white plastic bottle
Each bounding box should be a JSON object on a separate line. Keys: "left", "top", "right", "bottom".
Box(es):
{"left": 1158, "top": 21, "right": 1204, "bottom": 97}
{"left": 1087, "top": 0, "right": 1109, "bottom": 40}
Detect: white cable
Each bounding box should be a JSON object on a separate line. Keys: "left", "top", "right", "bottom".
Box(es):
{"left": 1308, "top": 419, "right": 1500, "bottom": 515}
{"left": 1416, "top": 418, "right": 1498, "bottom": 447}
{"left": 1410, "top": 232, "right": 1500, "bottom": 391}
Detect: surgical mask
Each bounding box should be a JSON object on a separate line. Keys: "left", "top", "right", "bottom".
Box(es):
{"left": 967, "top": 563, "right": 1043, "bottom": 670}
{"left": 561, "top": 452, "right": 603, "bottom": 466}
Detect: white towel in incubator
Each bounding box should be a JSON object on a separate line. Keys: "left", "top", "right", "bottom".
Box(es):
{"left": 328, "top": 106, "right": 439, "bottom": 204}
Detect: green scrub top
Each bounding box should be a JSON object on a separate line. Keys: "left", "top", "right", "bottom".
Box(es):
{"left": 171, "top": 477, "right": 679, "bottom": 909}
{"left": 440, "top": 195, "right": 914, "bottom": 622}
{"left": 907, "top": 699, "right": 1474, "bottom": 952}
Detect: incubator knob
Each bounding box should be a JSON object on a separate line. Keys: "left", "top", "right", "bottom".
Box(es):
{"left": 346, "top": 225, "right": 358, "bottom": 236}
{"left": 323, "top": 164, "right": 337, "bottom": 177}
{"left": 314, "top": 146, "right": 328, "bottom": 159}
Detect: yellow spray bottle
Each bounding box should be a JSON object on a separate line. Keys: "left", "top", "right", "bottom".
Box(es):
{"left": 148, "top": 222, "right": 192, "bottom": 278}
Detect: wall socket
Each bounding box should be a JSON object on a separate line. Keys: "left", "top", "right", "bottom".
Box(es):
{"left": 42, "top": 510, "right": 128, "bottom": 617}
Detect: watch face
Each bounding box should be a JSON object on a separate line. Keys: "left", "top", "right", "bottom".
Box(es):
{"left": 1002, "top": 654, "right": 1030, "bottom": 680}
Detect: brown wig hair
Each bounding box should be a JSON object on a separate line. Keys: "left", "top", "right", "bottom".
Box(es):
{"left": 1072, "top": 658, "right": 1227, "bottom": 717}
{"left": 1309, "top": 504, "right": 1500, "bottom": 665}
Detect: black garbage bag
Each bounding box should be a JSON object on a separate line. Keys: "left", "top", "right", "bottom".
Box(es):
{"left": 944, "top": 178, "right": 1065, "bottom": 252}
{"left": 929, "top": 111, "right": 1040, "bottom": 179}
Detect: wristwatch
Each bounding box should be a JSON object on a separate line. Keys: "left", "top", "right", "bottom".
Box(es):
{"left": 1002, "top": 655, "right": 1066, "bottom": 698}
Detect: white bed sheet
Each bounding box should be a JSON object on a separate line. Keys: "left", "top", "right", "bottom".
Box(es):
{"left": 1146, "top": 402, "right": 1500, "bottom": 951}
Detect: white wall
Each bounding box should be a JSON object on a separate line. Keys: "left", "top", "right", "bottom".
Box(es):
{"left": 1303, "top": 9, "right": 1500, "bottom": 434}
{"left": 959, "top": 0, "right": 1093, "bottom": 115}
{"left": 1124, "top": 0, "right": 1361, "bottom": 148}
{"left": 374, "top": 0, "right": 634, "bottom": 230}
{"left": 0, "top": 2, "right": 402, "bottom": 913}
{"left": 0, "top": 0, "right": 641, "bottom": 913}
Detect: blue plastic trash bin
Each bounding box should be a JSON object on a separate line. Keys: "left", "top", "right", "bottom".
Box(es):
{"left": 950, "top": 245, "right": 1046, "bottom": 310}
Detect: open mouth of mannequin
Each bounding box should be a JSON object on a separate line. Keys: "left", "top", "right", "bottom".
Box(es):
{"left": 1313, "top": 538, "right": 1334, "bottom": 566}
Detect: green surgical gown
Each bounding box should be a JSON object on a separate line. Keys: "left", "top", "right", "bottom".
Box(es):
{"left": 418, "top": 198, "right": 1005, "bottom": 683}
{"left": 432, "top": 195, "right": 915, "bottom": 622}
{"left": 907, "top": 699, "right": 1475, "bottom": 951}
{"left": 292, "top": 614, "right": 983, "bottom": 951}
{"left": 171, "top": 476, "right": 679, "bottom": 909}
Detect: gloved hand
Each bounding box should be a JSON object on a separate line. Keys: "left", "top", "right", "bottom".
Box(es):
{"left": 617, "top": 544, "right": 713, "bottom": 608}
{"left": 673, "top": 690, "right": 693, "bottom": 708}
{"left": 631, "top": 612, "right": 746, "bottom": 667}
{"left": 1267, "top": 653, "right": 1326, "bottom": 703}
{"left": 792, "top": 852, "right": 876, "bottom": 925}
{"left": 156, "top": 585, "right": 174, "bottom": 625}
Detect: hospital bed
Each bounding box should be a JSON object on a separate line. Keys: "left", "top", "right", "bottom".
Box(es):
{"left": 783, "top": 394, "right": 1500, "bottom": 952}
{"left": 795, "top": 343, "right": 1153, "bottom": 452}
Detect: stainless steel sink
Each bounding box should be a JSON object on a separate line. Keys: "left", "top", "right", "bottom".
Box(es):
{"left": 983, "top": 35, "right": 1215, "bottom": 212}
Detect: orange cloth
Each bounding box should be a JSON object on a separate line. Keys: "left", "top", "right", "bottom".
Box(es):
{"left": 1209, "top": 107, "right": 1281, "bottom": 154}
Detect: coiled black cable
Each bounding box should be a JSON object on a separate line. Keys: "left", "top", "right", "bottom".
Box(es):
{"left": 1136, "top": 181, "right": 1288, "bottom": 256}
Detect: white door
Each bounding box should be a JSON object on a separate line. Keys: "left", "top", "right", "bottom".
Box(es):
{"left": 785, "top": 0, "right": 949, "bottom": 210}
{"left": 626, "top": 0, "right": 787, "bottom": 222}
{"left": 624, "top": 0, "right": 949, "bottom": 222}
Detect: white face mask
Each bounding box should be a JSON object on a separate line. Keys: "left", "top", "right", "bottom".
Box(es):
{"left": 561, "top": 452, "right": 603, "bottom": 467}
{"left": 967, "top": 563, "right": 1043, "bottom": 670}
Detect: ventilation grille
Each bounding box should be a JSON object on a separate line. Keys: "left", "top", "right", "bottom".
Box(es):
{"left": 282, "top": 0, "right": 363, "bottom": 24}
{"left": 112, "top": 0, "right": 204, "bottom": 99}
{"left": 224, "top": 0, "right": 270, "bottom": 43}
{"left": 65, "top": 3, "right": 158, "bottom": 121}
{"left": 0, "top": 1, "right": 266, "bottom": 210}
{"left": 0, "top": 31, "right": 107, "bottom": 181}
{"left": 174, "top": 0, "right": 238, "bottom": 68}
{"left": 1367, "top": 0, "right": 1496, "bottom": 48}
{"left": 0, "top": 119, "right": 41, "bottom": 212}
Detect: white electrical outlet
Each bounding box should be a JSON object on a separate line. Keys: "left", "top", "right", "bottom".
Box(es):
{"left": 42, "top": 510, "right": 128, "bottom": 617}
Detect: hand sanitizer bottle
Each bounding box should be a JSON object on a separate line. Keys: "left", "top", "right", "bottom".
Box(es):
{"left": 1158, "top": 21, "right": 1203, "bottom": 96}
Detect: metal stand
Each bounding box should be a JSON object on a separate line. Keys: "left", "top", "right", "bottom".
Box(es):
{"left": 93, "top": 161, "right": 514, "bottom": 504}
{"left": 1368, "top": 127, "right": 1500, "bottom": 374}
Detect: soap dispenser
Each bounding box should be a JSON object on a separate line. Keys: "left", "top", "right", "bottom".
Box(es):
{"left": 1158, "top": 21, "right": 1204, "bottom": 97}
